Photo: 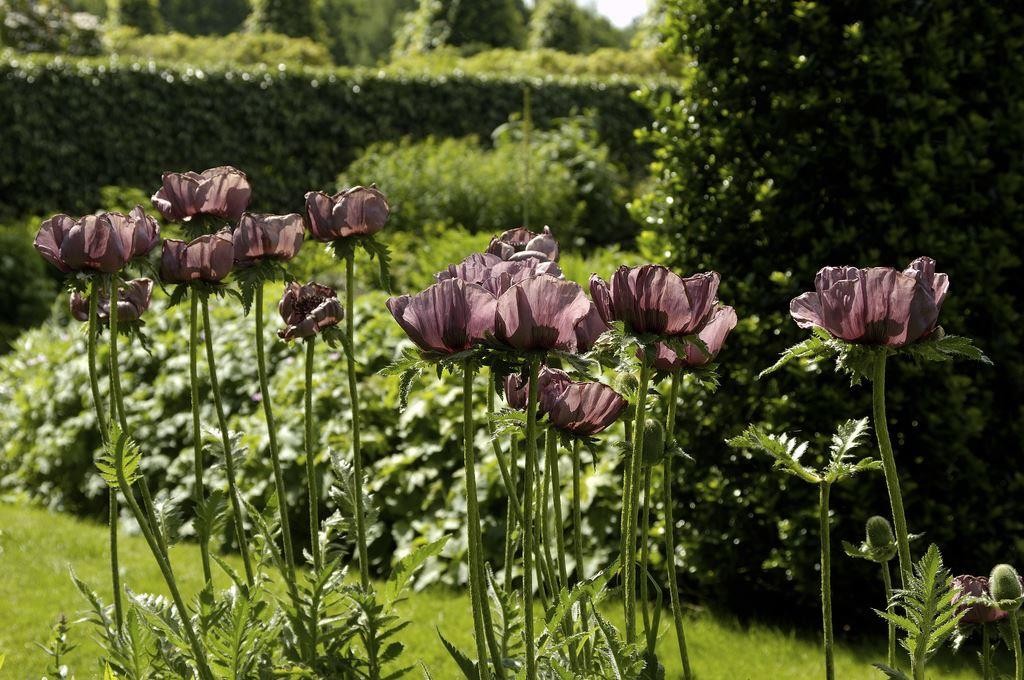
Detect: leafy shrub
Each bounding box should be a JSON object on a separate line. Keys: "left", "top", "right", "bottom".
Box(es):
{"left": 246, "top": 0, "right": 317, "bottom": 39}
{"left": 528, "top": 0, "right": 628, "bottom": 53}
{"left": 0, "top": 54, "right": 667, "bottom": 219}
{"left": 158, "top": 0, "right": 249, "bottom": 35}
{"left": 104, "top": 27, "right": 334, "bottom": 67}
{"left": 108, "top": 0, "right": 162, "bottom": 33}
{"left": 631, "top": 0, "right": 1024, "bottom": 624}
{"left": 0, "top": 0, "right": 101, "bottom": 55}
{"left": 392, "top": 0, "right": 526, "bottom": 56}
{"left": 0, "top": 218, "right": 58, "bottom": 350}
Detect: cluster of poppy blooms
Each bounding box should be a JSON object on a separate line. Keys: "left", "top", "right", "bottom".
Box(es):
{"left": 33, "top": 166, "right": 389, "bottom": 339}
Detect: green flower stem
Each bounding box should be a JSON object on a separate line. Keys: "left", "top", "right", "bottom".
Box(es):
{"left": 571, "top": 438, "right": 592, "bottom": 665}
{"left": 108, "top": 282, "right": 212, "bottom": 680}
{"left": 881, "top": 561, "right": 895, "bottom": 669}
{"left": 547, "top": 429, "right": 577, "bottom": 669}
{"left": 201, "top": 298, "right": 255, "bottom": 587}
{"left": 622, "top": 354, "right": 651, "bottom": 643}
{"left": 982, "top": 623, "right": 992, "bottom": 680}
{"left": 663, "top": 372, "right": 692, "bottom": 680}
{"left": 345, "top": 251, "right": 371, "bottom": 590}
{"left": 639, "top": 465, "right": 655, "bottom": 654}
{"left": 522, "top": 357, "right": 541, "bottom": 678}
{"left": 1011, "top": 614, "right": 1023, "bottom": 680}
{"left": 86, "top": 282, "right": 122, "bottom": 630}
{"left": 819, "top": 481, "right": 835, "bottom": 680}
{"left": 872, "top": 353, "right": 913, "bottom": 586}
{"left": 189, "top": 291, "right": 213, "bottom": 584}
{"left": 461, "top": 364, "right": 492, "bottom": 679}
{"left": 304, "top": 337, "right": 321, "bottom": 571}
{"left": 253, "top": 284, "right": 295, "bottom": 576}
{"left": 537, "top": 436, "right": 556, "bottom": 602}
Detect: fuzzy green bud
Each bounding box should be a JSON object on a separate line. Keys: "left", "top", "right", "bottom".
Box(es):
{"left": 642, "top": 419, "right": 666, "bottom": 466}
{"left": 866, "top": 516, "right": 895, "bottom": 550}
{"left": 989, "top": 564, "right": 1023, "bottom": 610}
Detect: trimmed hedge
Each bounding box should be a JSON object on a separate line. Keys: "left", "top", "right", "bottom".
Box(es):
{"left": 0, "top": 55, "right": 668, "bottom": 217}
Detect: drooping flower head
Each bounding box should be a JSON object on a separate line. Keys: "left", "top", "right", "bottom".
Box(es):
{"left": 487, "top": 226, "right": 559, "bottom": 262}
{"left": 437, "top": 252, "right": 563, "bottom": 295}
{"left": 544, "top": 380, "right": 627, "bottom": 437}
{"left": 590, "top": 265, "right": 720, "bottom": 337}
{"left": 494, "top": 275, "right": 607, "bottom": 353}
{"left": 789, "top": 257, "right": 949, "bottom": 347}
{"left": 951, "top": 575, "right": 1005, "bottom": 625}
{"left": 278, "top": 282, "right": 344, "bottom": 341}
{"left": 160, "top": 230, "right": 234, "bottom": 284}
{"left": 649, "top": 304, "right": 738, "bottom": 372}
{"left": 503, "top": 366, "right": 573, "bottom": 411}
{"left": 232, "top": 212, "right": 305, "bottom": 267}
{"left": 305, "top": 185, "right": 390, "bottom": 241}
{"left": 387, "top": 278, "right": 496, "bottom": 356}
{"left": 151, "top": 166, "right": 251, "bottom": 223}
{"left": 35, "top": 207, "right": 160, "bottom": 274}
{"left": 70, "top": 278, "right": 154, "bottom": 323}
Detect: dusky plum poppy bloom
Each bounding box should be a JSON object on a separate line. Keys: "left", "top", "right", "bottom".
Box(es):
{"left": 70, "top": 278, "right": 154, "bottom": 323}
{"left": 437, "top": 253, "right": 563, "bottom": 295}
{"left": 952, "top": 575, "right": 1006, "bottom": 625}
{"left": 278, "top": 282, "right": 344, "bottom": 341}
{"left": 789, "top": 257, "right": 949, "bottom": 347}
{"left": 160, "top": 230, "right": 234, "bottom": 283}
{"left": 487, "top": 226, "right": 559, "bottom": 262}
{"left": 650, "top": 304, "right": 738, "bottom": 371}
{"left": 35, "top": 207, "right": 160, "bottom": 274}
{"left": 151, "top": 166, "right": 251, "bottom": 222}
{"left": 544, "top": 380, "right": 626, "bottom": 437}
{"left": 590, "top": 265, "right": 720, "bottom": 337}
{"left": 305, "top": 185, "right": 390, "bottom": 241}
{"left": 503, "top": 366, "right": 573, "bottom": 411}
{"left": 233, "top": 213, "right": 305, "bottom": 267}
{"left": 387, "top": 278, "right": 496, "bottom": 355}
{"left": 494, "top": 275, "right": 605, "bottom": 353}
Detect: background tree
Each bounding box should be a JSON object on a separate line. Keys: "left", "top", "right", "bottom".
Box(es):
{"left": 108, "top": 0, "right": 162, "bottom": 33}
{"left": 247, "top": 0, "right": 318, "bottom": 38}
{"left": 528, "top": 0, "right": 627, "bottom": 53}
{"left": 159, "top": 0, "right": 248, "bottom": 34}
{"left": 393, "top": 0, "right": 525, "bottom": 55}
{"left": 319, "top": 0, "right": 416, "bottom": 65}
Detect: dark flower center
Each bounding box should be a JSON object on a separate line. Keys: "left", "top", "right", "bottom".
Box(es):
{"left": 295, "top": 294, "right": 326, "bottom": 318}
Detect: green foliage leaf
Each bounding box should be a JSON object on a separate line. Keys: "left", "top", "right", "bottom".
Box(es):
{"left": 727, "top": 426, "right": 819, "bottom": 484}
{"left": 901, "top": 333, "right": 992, "bottom": 366}
{"left": 96, "top": 425, "right": 142, "bottom": 490}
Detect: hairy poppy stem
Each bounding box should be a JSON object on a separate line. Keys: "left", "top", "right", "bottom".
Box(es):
{"left": 663, "top": 372, "right": 693, "bottom": 679}
{"left": 86, "top": 281, "right": 122, "bottom": 630}
{"left": 304, "top": 337, "right": 321, "bottom": 572}
{"left": 640, "top": 464, "right": 655, "bottom": 654}
{"left": 881, "top": 561, "right": 895, "bottom": 669}
{"left": 345, "top": 251, "right": 371, "bottom": 590}
{"left": 982, "top": 623, "right": 992, "bottom": 679}
{"left": 546, "top": 429, "right": 577, "bottom": 669}
{"left": 487, "top": 381, "right": 517, "bottom": 596}
{"left": 522, "top": 357, "right": 541, "bottom": 678}
{"left": 189, "top": 291, "right": 213, "bottom": 584}
{"left": 872, "top": 352, "right": 913, "bottom": 586}
{"left": 571, "top": 438, "right": 593, "bottom": 665}
{"left": 1011, "top": 615, "right": 1023, "bottom": 680}
{"left": 819, "top": 481, "right": 835, "bottom": 680}
{"left": 623, "top": 354, "right": 651, "bottom": 643}
{"left": 254, "top": 284, "right": 296, "bottom": 576}
{"left": 201, "top": 298, "right": 254, "bottom": 586}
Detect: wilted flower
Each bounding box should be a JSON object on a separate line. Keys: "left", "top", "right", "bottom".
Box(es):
{"left": 591, "top": 265, "right": 720, "bottom": 337}
{"left": 160, "top": 231, "right": 234, "bottom": 283}
{"left": 494, "top": 275, "right": 606, "bottom": 353}
{"left": 544, "top": 380, "right": 627, "bottom": 437}
{"left": 649, "top": 305, "right": 738, "bottom": 371}
{"left": 503, "top": 366, "right": 573, "bottom": 411}
{"left": 790, "top": 257, "right": 949, "bottom": 347}
{"left": 233, "top": 213, "right": 305, "bottom": 267}
{"left": 487, "top": 226, "right": 559, "bottom": 262}
{"left": 70, "top": 278, "right": 154, "bottom": 323}
{"left": 151, "top": 166, "right": 251, "bottom": 222}
{"left": 386, "top": 278, "right": 496, "bottom": 355}
{"left": 437, "top": 252, "right": 563, "bottom": 295}
{"left": 35, "top": 207, "right": 160, "bottom": 274}
{"left": 305, "top": 185, "right": 390, "bottom": 241}
{"left": 278, "top": 282, "right": 344, "bottom": 341}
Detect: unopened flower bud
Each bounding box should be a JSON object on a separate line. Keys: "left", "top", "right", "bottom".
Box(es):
{"left": 866, "top": 516, "right": 895, "bottom": 551}
{"left": 642, "top": 419, "right": 665, "bottom": 466}
{"left": 990, "top": 564, "right": 1023, "bottom": 610}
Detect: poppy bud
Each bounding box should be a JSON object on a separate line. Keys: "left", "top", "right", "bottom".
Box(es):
{"left": 990, "top": 564, "right": 1023, "bottom": 610}
{"left": 642, "top": 419, "right": 665, "bottom": 466}
{"left": 866, "top": 516, "right": 894, "bottom": 551}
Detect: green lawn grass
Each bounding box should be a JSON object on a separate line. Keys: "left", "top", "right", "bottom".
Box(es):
{"left": 0, "top": 503, "right": 982, "bottom": 678}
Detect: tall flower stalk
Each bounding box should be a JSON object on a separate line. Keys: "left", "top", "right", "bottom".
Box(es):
{"left": 304, "top": 337, "right": 320, "bottom": 570}
{"left": 662, "top": 372, "right": 692, "bottom": 679}
{"left": 622, "top": 354, "right": 650, "bottom": 643}
{"left": 871, "top": 352, "right": 912, "bottom": 585}
{"left": 344, "top": 251, "right": 371, "bottom": 588}
{"left": 188, "top": 289, "right": 213, "bottom": 583}
{"left": 522, "top": 357, "right": 541, "bottom": 677}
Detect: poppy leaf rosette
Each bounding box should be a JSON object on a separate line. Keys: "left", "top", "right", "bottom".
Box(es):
{"left": 70, "top": 278, "right": 154, "bottom": 324}
{"left": 544, "top": 380, "right": 627, "bottom": 437}
{"left": 278, "top": 282, "right": 344, "bottom": 341}
{"left": 494, "top": 275, "right": 608, "bottom": 353}
{"left": 789, "top": 257, "right": 949, "bottom": 348}
{"left": 305, "top": 185, "right": 390, "bottom": 242}
{"left": 232, "top": 213, "right": 305, "bottom": 267}
{"left": 386, "top": 278, "right": 496, "bottom": 357}
{"left": 650, "top": 304, "right": 739, "bottom": 372}
{"left": 160, "top": 231, "right": 234, "bottom": 284}
{"left": 151, "top": 166, "right": 251, "bottom": 223}
{"left": 35, "top": 207, "right": 160, "bottom": 274}
{"left": 436, "top": 252, "right": 563, "bottom": 295}
{"left": 487, "top": 226, "right": 559, "bottom": 262}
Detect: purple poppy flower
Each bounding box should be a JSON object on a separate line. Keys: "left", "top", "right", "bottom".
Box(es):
{"left": 649, "top": 305, "right": 739, "bottom": 371}
{"left": 789, "top": 257, "right": 949, "bottom": 347}
{"left": 386, "top": 278, "right": 496, "bottom": 355}
{"left": 278, "top": 281, "right": 344, "bottom": 341}
{"left": 160, "top": 230, "right": 234, "bottom": 283}
{"left": 232, "top": 212, "right": 305, "bottom": 267}
{"left": 952, "top": 575, "right": 1006, "bottom": 625}
{"left": 304, "top": 185, "right": 390, "bottom": 241}
{"left": 493, "top": 275, "right": 605, "bottom": 353}
{"left": 487, "top": 226, "right": 560, "bottom": 262}
{"left": 590, "top": 265, "right": 720, "bottom": 336}
{"left": 70, "top": 278, "right": 154, "bottom": 323}
{"left": 545, "top": 380, "right": 627, "bottom": 437}
{"left": 151, "top": 166, "right": 251, "bottom": 222}
{"left": 437, "top": 252, "right": 563, "bottom": 295}
{"left": 503, "top": 366, "right": 573, "bottom": 411}
{"left": 35, "top": 207, "right": 160, "bottom": 274}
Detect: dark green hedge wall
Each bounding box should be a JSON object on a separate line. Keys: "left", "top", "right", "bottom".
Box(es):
{"left": 633, "top": 0, "right": 1024, "bottom": 627}
{"left": 0, "top": 56, "right": 665, "bottom": 217}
